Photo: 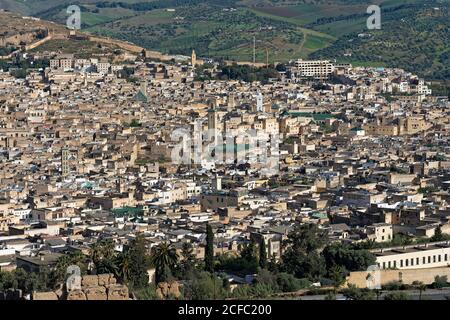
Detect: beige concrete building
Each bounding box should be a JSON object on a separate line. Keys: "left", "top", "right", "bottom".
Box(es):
{"left": 367, "top": 223, "right": 393, "bottom": 243}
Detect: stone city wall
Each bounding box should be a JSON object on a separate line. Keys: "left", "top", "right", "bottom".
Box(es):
{"left": 347, "top": 267, "right": 450, "bottom": 288}
{"left": 32, "top": 273, "right": 129, "bottom": 300}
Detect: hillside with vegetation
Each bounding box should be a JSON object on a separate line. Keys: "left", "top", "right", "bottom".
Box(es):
{"left": 308, "top": 2, "right": 450, "bottom": 80}
{"left": 0, "top": 0, "right": 448, "bottom": 80}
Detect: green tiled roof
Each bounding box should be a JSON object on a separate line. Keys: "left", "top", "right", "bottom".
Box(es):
{"left": 111, "top": 206, "right": 144, "bottom": 217}
{"left": 311, "top": 212, "right": 328, "bottom": 219}
{"left": 288, "top": 112, "right": 335, "bottom": 121}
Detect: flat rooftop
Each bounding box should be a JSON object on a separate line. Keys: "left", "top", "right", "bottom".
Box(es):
{"left": 373, "top": 242, "right": 450, "bottom": 257}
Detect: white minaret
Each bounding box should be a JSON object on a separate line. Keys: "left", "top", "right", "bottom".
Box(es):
{"left": 256, "top": 92, "right": 263, "bottom": 112}
{"left": 191, "top": 50, "right": 197, "bottom": 67}
{"left": 212, "top": 175, "right": 222, "bottom": 191}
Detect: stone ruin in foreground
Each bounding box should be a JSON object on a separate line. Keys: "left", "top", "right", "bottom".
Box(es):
{"left": 33, "top": 274, "right": 129, "bottom": 300}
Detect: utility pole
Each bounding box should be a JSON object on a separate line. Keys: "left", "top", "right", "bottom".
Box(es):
{"left": 253, "top": 36, "right": 256, "bottom": 64}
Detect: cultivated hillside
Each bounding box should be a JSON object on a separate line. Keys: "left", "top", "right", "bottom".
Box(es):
{"left": 0, "top": 0, "right": 448, "bottom": 80}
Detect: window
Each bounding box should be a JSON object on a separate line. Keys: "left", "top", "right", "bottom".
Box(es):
{"left": 416, "top": 258, "right": 419, "bottom": 265}
{"left": 423, "top": 257, "right": 426, "bottom": 264}
{"left": 445, "top": 254, "right": 448, "bottom": 261}
{"left": 433, "top": 256, "right": 436, "bottom": 263}
{"left": 383, "top": 262, "right": 386, "bottom": 269}
{"left": 438, "top": 255, "right": 441, "bottom": 262}
{"left": 400, "top": 260, "right": 403, "bottom": 267}
{"left": 388, "top": 261, "right": 391, "bottom": 268}
{"left": 428, "top": 256, "right": 431, "bottom": 263}
{"left": 411, "top": 258, "right": 414, "bottom": 266}
{"left": 405, "top": 259, "right": 409, "bottom": 267}
{"left": 394, "top": 261, "right": 397, "bottom": 268}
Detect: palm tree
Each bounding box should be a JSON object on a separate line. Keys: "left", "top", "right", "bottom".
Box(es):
{"left": 181, "top": 242, "right": 195, "bottom": 262}
{"left": 116, "top": 252, "right": 132, "bottom": 283}
{"left": 150, "top": 242, "right": 179, "bottom": 284}
{"left": 54, "top": 251, "right": 87, "bottom": 287}
{"left": 330, "top": 265, "right": 346, "bottom": 294}
{"left": 55, "top": 255, "right": 72, "bottom": 281}
{"left": 413, "top": 281, "right": 427, "bottom": 300}
{"left": 90, "top": 242, "right": 101, "bottom": 267}
{"left": 180, "top": 242, "right": 196, "bottom": 279}
{"left": 91, "top": 239, "right": 115, "bottom": 263}
{"left": 70, "top": 251, "right": 87, "bottom": 270}
{"left": 90, "top": 239, "right": 117, "bottom": 274}
{"left": 419, "top": 283, "right": 427, "bottom": 300}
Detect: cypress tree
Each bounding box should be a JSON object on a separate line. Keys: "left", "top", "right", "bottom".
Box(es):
{"left": 205, "top": 224, "right": 214, "bottom": 272}
{"left": 259, "top": 238, "right": 268, "bottom": 269}
{"left": 128, "top": 234, "right": 150, "bottom": 288}
{"left": 432, "top": 225, "right": 445, "bottom": 242}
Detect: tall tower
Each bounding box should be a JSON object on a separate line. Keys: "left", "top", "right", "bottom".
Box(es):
{"left": 212, "top": 175, "right": 222, "bottom": 191}
{"left": 208, "top": 107, "right": 218, "bottom": 143}
{"left": 115, "top": 178, "right": 121, "bottom": 193}
{"left": 130, "top": 143, "right": 139, "bottom": 165}
{"left": 227, "top": 93, "right": 235, "bottom": 112}
{"left": 61, "top": 147, "right": 70, "bottom": 176}
{"left": 191, "top": 50, "right": 197, "bottom": 67}
{"left": 140, "top": 81, "right": 147, "bottom": 96}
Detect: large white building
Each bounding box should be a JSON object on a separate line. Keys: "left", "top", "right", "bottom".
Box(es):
{"left": 373, "top": 241, "right": 450, "bottom": 270}
{"left": 289, "top": 59, "right": 335, "bottom": 81}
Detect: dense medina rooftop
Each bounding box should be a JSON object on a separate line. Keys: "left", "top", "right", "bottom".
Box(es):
{"left": 0, "top": 46, "right": 448, "bottom": 300}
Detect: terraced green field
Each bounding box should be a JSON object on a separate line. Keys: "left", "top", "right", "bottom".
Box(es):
{"left": 250, "top": 0, "right": 450, "bottom": 80}
{"left": 85, "top": 5, "right": 331, "bottom": 62}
